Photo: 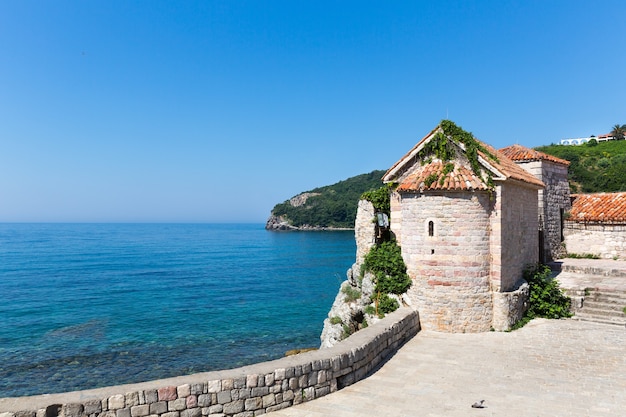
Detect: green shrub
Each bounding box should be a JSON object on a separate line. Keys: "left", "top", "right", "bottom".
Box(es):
{"left": 377, "top": 293, "right": 400, "bottom": 316}
{"left": 361, "top": 185, "right": 391, "bottom": 213}
{"left": 364, "top": 305, "right": 376, "bottom": 316}
{"left": 329, "top": 316, "right": 342, "bottom": 325}
{"left": 341, "top": 285, "right": 361, "bottom": 303}
{"left": 512, "top": 264, "right": 572, "bottom": 330}
{"left": 342, "top": 324, "right": 352, "bottom": 339}
{"left": 363, "top": 241, "right": 411, "bottom": 295}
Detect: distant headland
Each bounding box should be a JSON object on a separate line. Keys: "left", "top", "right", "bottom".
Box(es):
{"left": 265, "top": 170, "right": 385, "bottom": 230}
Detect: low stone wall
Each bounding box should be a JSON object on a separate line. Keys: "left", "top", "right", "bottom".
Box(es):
{"left": 564, "top": 222, "right": 626, "bottom": 260}
{"left": 0, "top": 308, "right": 419, "bottom": 417}
{"left": 491, "top": 282, "right": 529, "bottom": 331}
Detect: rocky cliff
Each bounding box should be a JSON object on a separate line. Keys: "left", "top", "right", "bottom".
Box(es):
{"left": 319, "top": 200, "right": 411, "bottom": 348}
{"left": 265, "top": 214, "right": 299, "bottom": 231}
{"left": 265, "top": 193, "right": 326, "bottom": 230}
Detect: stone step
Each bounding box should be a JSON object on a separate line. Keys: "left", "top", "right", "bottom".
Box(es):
{"left": 550, "top": 272, "right": 626, "bottom": 295}
{"left": 585, "top": 294, "right": 626, "bottom": 304}
{"left": 572, "top": 313, "right": 626, "bottom": 327}
{"left": 589, "top": 288, "right": 626, "bottom": 294}
{"left": 549, "top": 262, "right": 626, "bottom": 278}
{"left": 579, "top": 303, "right": 626, "bottom": 318}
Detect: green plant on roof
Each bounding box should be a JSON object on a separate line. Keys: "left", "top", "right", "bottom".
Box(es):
{"left": 421, "top": 120, "right": 498, "bottom": 191}
{"left": 442, "top": 162, "right": 455, "bottom": 175}
{"left": 424, "top": 172, "right": 439, "bottom": 188}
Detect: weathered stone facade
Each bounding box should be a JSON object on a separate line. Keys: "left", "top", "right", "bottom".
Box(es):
{"left": 495, "top": 183, "right": 540, "bottom": 292}
{"left": 508, "top": 159, "right": 570, "bottom": 261}
{"left": 354, "top": 199, "right": 377, "bottom": 266}
{"left": 393, "top": 192, "right": 493, "bottom": 332}
{"left": 0, "top": 309, "right": 419, "bottom": 416}
{"left": 564, "top": 223, "right": 626, "bottom": 259}
{"left": 499, "top": 145, "right": 571, "bottom": 262}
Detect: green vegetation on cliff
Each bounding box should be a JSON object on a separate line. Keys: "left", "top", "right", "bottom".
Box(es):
{"left": 363, "top": 240, "right": 411, "bottom": 317}
{"left": 536, "top": 140, "right": 626, "bottom": 193}
{"left": 270, "top": 170, "right": 386, "bottom": 228}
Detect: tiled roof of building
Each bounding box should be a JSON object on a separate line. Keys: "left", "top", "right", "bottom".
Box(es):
{"left": 396, "top": 161, "right": 489, "bottom": 192}
{"left": 383, "top": 126, "right": 544, "bottom": 190}
{"left": 568, "top": 193, "right": 626, "bottom": 223}
{"left": 482, "top": 143, "right": 545, "bottom": 187}
{"left": 499, "top": 144, "right": 570, "bottom": 166}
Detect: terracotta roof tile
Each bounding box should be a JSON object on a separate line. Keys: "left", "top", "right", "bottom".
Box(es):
{"left": 568, "top": 193, "right": 626, "bottom": 223}
{"left": 383, "top": 126, "right": 544, "bottom": 189}
{"left": 499, "top": 144, "right": 570, "bottom": 166}
{"left": 396, "top": 161, "right": 489, "bottom": 192}
{"left": 477, "top": 143, "right": 545, "bottom": 188}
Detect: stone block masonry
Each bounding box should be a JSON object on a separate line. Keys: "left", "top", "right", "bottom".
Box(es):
{"left": 565, "top": 223, "right": 626, "bottom": 260}
{"left": 397, "top": 191, "right": 494, "bottom": 332}
{"left": 0, "top": 308, "right": 419, "bottom": 417}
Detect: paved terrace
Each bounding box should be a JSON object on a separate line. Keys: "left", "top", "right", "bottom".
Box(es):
{"left": 271, "top": 259, "right": 626, "bottom": 417}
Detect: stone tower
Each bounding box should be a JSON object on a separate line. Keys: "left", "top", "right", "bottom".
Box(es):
{"left": 499, "top": 145, "right": 571, "bottom": 262}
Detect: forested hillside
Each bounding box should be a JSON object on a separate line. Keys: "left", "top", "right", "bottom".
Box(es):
{"left": 269, "top": 170, "right": 386, "bottom": 229}
{"left": 535, "top": 140, "right": 626, "bottom": 193}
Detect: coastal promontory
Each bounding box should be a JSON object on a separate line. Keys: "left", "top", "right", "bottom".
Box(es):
{"left": 265, "top": 170, "right": 385, "bottom": 230}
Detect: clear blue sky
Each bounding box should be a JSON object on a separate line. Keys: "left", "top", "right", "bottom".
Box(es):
{"left": 1, "top": 1, "right": 625, "bottom": 222}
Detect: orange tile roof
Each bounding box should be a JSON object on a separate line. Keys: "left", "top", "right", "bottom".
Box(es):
{"left": 568, "top": 193, "right": 626, "bottom": 223}
{"left": 383, "top": 125, "right": 544, "bottom": 189}
{"left": 480, "top": 143, "right": 545, "bottom": 187}
{"left": 396, "top": 161, "right": 489, "bottom": 192}
{"left": 499, "top": 144, "right": 570, "bottom": 166}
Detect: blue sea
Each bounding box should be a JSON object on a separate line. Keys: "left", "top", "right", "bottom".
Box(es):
{"left": 0, "top": 223, "right": 355, "bottom": 398}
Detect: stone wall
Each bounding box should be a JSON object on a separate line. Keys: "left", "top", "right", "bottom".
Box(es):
{"left": 0, "top": 309, "right": 419, "bottom": 417}
{"left": 496, "top": 182, "right": 539, "bottom": 292}
{"left": 354, "top": 200, "right": 377, "bottom": 266}
{"left": 389, "top": 190, "right": 403, "bottom": 245}
{"left": 564, "top": 222, "right": 626, "bottom": 260}
{"left": 491, "top": 282, "right": 529, "bottom": 331}
{"left": 541, "top": 161, "right": 570, "bottom": 260}
{"left": 513, "top": 160, "right": 570, "bottom": 261}
{"left": 397, "top": 191, "right": 494, "bottom": 332}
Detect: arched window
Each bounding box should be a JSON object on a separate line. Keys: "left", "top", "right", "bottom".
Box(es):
{"left": 428, "top": 221, "right": 434, "bottom": 237}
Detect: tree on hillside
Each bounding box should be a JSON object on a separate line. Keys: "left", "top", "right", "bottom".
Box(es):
{"left": 611, "top": 124, "right": 626, "bottom": 140}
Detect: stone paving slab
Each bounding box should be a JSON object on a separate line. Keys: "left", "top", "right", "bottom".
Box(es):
{"left": 550, "top": 258, "right": 626, "bottom": 292}
{"left": 556, "top": 271, "right": 626, "bottom": 293}
{"left": 269, "top": 318, "right": 626, "bottom": 417}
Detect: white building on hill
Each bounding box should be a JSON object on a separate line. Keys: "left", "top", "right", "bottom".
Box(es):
{"left": 560, "top": 133, "right": 613, "bottom": 145}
